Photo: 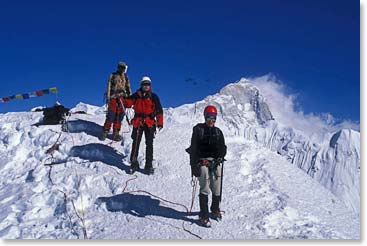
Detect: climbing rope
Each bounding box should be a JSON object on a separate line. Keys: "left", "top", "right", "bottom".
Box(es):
{"left": 42, "top": 112, "right": 202, "bottom": 239}
{"left": 43, "top": 114, "right": 88, "bottom": 239}
{"left": 44, "top": 157, "right": 88, "bottom": 239}
{"left": 121, "top": 175, "right": 202, "bottom": 239}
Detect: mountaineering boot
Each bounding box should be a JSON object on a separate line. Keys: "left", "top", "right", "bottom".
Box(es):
{"left": 144, "top": 159, "right": 154, "bottom": 175}
{"left": 210, "top": 195, "right": 222, "bottom": 221}
{"left": 199, "top": 194, "right": 210, "bottom": 227}
{"left": 199, "top": 217, "right": 211, "bottom": 228}
{"left": 129, "top": 160, "right": 140, "bottom": 174}
{"left": 112, "top": 130, "right": 122, "bottom": 141}
{"left": 144, "top": 166, "right": 155, "bottom": 175}
{"left": 99, "top": 129, "right": 109, "bottom": 141}
{"left": 211, "top": 210, "right": 222, "bottom": 221}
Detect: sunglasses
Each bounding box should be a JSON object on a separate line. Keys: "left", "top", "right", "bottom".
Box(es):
{"left": 142, "top": 83, "right": 151, "bottom": 87}
{"left": 205, "top": 117, "right": 216, "bottom": 122}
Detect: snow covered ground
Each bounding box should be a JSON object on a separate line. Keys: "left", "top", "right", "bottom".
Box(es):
{"left": 0, "top": 101, "right": 360, "bottom": 239}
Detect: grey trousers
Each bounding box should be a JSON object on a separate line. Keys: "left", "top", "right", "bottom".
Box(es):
{"left": 199, "top": 163, "right": 222, "bottom": 196}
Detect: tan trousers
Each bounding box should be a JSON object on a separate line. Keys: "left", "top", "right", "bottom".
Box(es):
{"left": 199, "top": 163, "right": 222, "bottom": 196}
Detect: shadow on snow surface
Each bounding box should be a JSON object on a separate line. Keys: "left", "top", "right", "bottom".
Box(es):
{"left": 96, "top": 193, "right": 196, "bottom": 223}
{"left": 70, "top": 143, "right": 129, "bottom": 173}
{"left": 66, "top": 119, "right": 103, "bottom": 139}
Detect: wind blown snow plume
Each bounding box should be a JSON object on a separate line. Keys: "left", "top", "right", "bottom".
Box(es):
{"left": 165, "top": 76, "right": 360, "bottom": 214}
{"left": 251, "top": 74, "right": 360, "bottom": 142}
{"left": 246, "top": 75, "right": 360, "bottom": 214}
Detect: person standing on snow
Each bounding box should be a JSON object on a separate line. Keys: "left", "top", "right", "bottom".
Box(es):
{"left": 125, "top": 76, "right": 163, "bottom": 175}
{"left": 100, "top": 61, "right": 132, "bottom": 141}
{"left": 187, "top": 105, "right": 227, "bottom": 227}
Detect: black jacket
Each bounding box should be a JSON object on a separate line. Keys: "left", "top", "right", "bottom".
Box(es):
{"left": 188, "top": 123, "right": 227, "bottom": 166}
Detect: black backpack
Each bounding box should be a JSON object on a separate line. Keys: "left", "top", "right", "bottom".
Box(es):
{"left": 185, "top": 124, "right": 221, "bottom": 156}
{"left": 43, "top": 105, "right": 70, "bottom": 125}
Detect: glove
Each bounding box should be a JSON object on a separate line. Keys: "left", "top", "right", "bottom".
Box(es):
{"left": 158, "top": 125, "right": 163, "bottom": 131}
{"left": 191, "top": 164, "right": 201, "bottom": 177}
{"left": 216, "top": 157, "right": 223, "bottom": 163}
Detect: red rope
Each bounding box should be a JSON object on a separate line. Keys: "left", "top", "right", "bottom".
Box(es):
{"left": 43, "top": 122, "right": 88, "bottom": 239}
{"left": 44, "top": 157, "right": 88, "bottom": 239}
{"left": 42, "top": 117, "right": 201, "bottom": 239}
{"left": 121, "top": 175, "right": 202, "bottom": 239}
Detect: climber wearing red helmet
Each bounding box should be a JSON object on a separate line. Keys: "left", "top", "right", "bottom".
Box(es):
{"left": 186, "top": 105, "right": 227, "bottom": 228}
{"left": 203, "top": 105, "right": 217, "bottom": 128}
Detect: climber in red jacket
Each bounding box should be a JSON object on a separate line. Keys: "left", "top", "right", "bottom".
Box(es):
{"left": 124, "top": 76, "right": 163, "bottom": 175}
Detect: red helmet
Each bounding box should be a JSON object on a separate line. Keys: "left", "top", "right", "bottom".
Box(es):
{"left": 204, "top": 105, "right": 218, "bottom": 117}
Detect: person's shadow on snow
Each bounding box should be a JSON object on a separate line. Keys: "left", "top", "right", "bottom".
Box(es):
{"left": 96, "top": 193, "right": 196, "bottom": 223}
{"left": 70, "top": 143, "right": 129, "bottom": 173}
{"left": 66, "top": 119, "right": 103, "bottom": 139}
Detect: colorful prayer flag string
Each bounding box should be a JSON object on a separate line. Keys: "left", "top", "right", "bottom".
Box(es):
{"left": 1, "top": 87, "right": 58, "bottom": 103}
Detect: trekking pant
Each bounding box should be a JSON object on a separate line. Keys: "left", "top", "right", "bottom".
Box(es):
{"left": 130, "top": 124, "right": 155, "bottom": 168}
{"left": 198, "top": 161, "right": 222, "bottom": 218}
{"left": 198, "top": 163, "right": 222, "bottom": 196}
{"left": 104, "top": 98, "right": 125, "bottom": 132}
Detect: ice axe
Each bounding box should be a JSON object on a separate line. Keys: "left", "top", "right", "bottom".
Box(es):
{"left": 117, "top": 96, "right": 132, "bottom": 126}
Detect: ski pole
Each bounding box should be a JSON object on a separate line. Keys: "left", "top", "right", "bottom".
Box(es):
{"left": 131, "top": 125, "right": 142, "bottom": 162}
{"left": 219, "top": 159, "right": 225, "bottom": 202}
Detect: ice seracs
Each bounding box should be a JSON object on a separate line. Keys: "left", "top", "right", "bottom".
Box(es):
{"left": 166, "top": 77, "right": 360, "bottom": 214}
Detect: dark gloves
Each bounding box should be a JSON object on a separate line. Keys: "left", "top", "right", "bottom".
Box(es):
{"left": 158, "top": 125, "right": 163, "bottom": 131}
{"left": 191, "top": 164, "right": 201, "bottom": 177}
{"left": 216, "top": 157, "right": 223, "bottom": 163}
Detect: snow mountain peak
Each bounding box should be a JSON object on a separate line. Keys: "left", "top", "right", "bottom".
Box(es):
{"left": 0, "top": 77, "right": 360, "bottom": 239}
{"left": 218, "top": 78, "right": 274, "bottom": 124}
{"left": 168, "top": 77, "right": 359, "bottom": 214}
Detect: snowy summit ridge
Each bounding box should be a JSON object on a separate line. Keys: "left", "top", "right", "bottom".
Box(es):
{"left": 0, "top": 76, "right": 360, "bottom": 239}
{"left": 167, "top": 77, "right": 360, "bottom": 213}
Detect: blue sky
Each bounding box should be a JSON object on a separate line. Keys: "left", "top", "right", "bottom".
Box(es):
{"left": 0, "top": 0, "right": 359, "bottom": 122}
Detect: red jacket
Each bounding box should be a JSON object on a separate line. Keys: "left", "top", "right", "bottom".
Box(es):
{"left": 125, "top": 88, "right": 163, "bottom": 128}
